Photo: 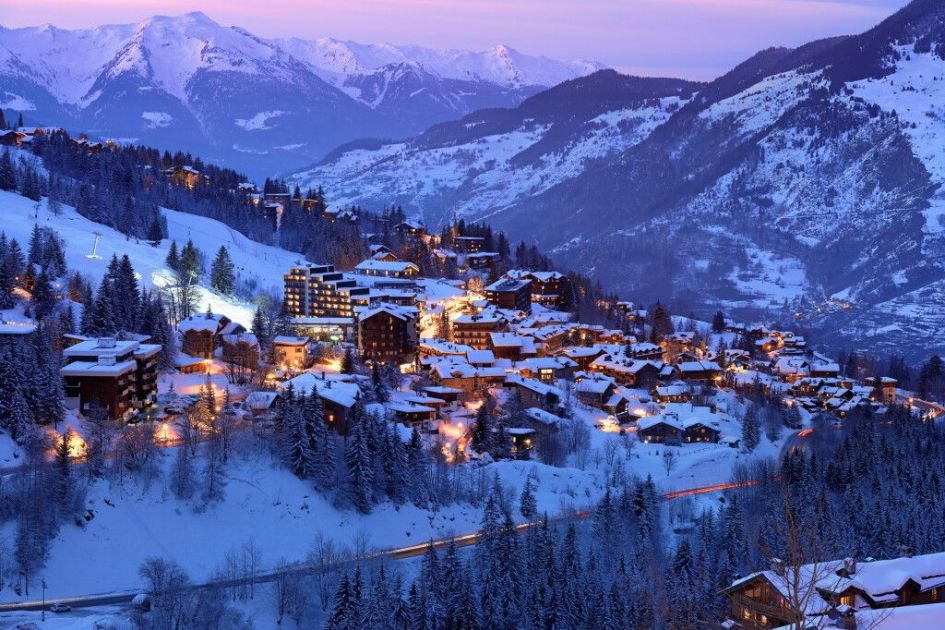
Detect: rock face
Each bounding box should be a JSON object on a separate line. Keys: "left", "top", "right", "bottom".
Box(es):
{"left": 0, "top": 12, "right": 598, "bottom": 178}
{"left": 297, "top": 0, "right": 945, "bottom": 360}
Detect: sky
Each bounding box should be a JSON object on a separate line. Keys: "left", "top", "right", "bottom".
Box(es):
{"left": 0, "top": 0, "right": 912, "bottom": 79}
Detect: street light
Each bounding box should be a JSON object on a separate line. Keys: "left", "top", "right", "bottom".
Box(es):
{"left": 41, "top": 578, "right": 47, "bottom": 621}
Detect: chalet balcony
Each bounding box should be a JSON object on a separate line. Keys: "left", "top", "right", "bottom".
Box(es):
{"left": 730, "top": 593, "right": 797, "bottom": 628}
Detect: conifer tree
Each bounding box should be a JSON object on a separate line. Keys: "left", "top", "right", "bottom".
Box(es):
{"left": 209, "top": 246, "right": 235, "bottom": 295}
{"left": 345, "top": 418, "right": 374, "bottom": 513}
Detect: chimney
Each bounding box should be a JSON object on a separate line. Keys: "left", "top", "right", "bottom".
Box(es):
{"left": 842, "top": 557, "right": 857, "bottom": 576}
{"left": 770, "top": 557, "right": 785, "bottom": 577}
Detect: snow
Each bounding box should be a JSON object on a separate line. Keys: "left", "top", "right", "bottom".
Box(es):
{"left": 849, "top": 48, "right": 945, "bottom": 238}
{"left": 700, "top": 69, "right": 816, "bottom": 136}
{"left": 140, "top": 111, "right": 172, "bottom": 128}
{"left": 272, "top": 36, "right": 599, "bottom": 90}
{"left": 234, "top": 110, "right": 285, "bottom": 131}
{"left": 0, "top": 91, "right": 35, "bottom": 110}
{"left": 291, "top": 95, "right": 687, "bottom": 221}
{"left": 0, "top": 189, "right": 305, "bottom": 329}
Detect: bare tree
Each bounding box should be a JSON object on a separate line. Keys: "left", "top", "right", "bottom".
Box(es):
{"left": 662, "top": 447, "right": 677, "bottom": 476}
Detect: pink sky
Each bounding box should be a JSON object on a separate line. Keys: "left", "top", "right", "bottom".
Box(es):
{"left": 0, "top": 0, "right": 909, "bottom": 79}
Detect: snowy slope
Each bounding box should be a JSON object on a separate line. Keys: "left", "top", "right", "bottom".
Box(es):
{"left": 0, "top": 189, "right": 306, "bottom": 326}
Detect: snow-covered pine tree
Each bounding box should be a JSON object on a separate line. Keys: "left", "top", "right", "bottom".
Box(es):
{"left": 344, "top": 418, "right": 374, "bottom": 513}
{"left": 210, "top": 245, "right": 236, "bottom": 295}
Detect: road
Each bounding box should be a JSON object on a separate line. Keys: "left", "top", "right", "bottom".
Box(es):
{"left": 0, "top": 478, "right": 753, "bottom": 615}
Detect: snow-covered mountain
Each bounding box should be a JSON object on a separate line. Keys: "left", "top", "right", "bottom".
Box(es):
{"left": 0, "top": 12, "right": 599, "bottom": 178}
{"left": 293, "top": 0, "right": 945, "bottom": 360}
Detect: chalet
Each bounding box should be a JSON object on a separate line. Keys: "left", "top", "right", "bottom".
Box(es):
{"left": 283, "top": 373, "right": 361, "bottom": 435}
{"left": 244, "top": 391, "right": 282, "bottom": 418}
{"left": 179, "top": 311, "right": 232, "bottom": 359}
{"left": 174, "top": 354, "right": 208, "bottom": 374}
{"left": 638, "top": 406, "right": 724, "bottom": 445}
{"left": 604, "top": 392, "right": 633, "bottom": 422}
{"left": 722, "top": 551, "right": 945, "bottom": 629}
{"left": 514, "top": 356, "right": 576, "bottom": 383}
{"left": 683, "top": 420, "right": 720, "bottom": 443}
{"left": 272, "top": 335, "right": 311, "bottom": 370}
{"left": 676, "top": 360, "right": 722, "bottom": 382}
{"left": 637, "top": 416, "right": 683, "bottom": 445}
{"left": 163, "top": 165, "right": 209, "bottom": 189}
{"left": 654, "top": 383, "right": 691, "bottom": 403}
{"left": 61, "top": 338, "right": 160, "bottom": 422}
{"left": 589, "top": 354, "right": 661, "bottom": 388}
{"left": 505, "top": 375, "right": 563, "bottom": 409}
{"left": 627, "top": 342, "right": 664, "bottom": 361}
{"left": 465, "top": 252, "right": 501, "bottom": 270}
{"left": 388, "top": 400, "right": 437, "bottom": 431}
{"left": 484, "top": 277, "right": 532, "bottom": 313}
{"left": 489, "top": 332, "right": 537, "bottom": 361}
{"left": 810, "top": 361, "right": 841, "bottom": 379}
{"left": 574, "top": 374, "right": 617, "bottom": 409}
{"left": 556, "top": 346, "right": 607, "bottom": 372}
{"left": 371, "top": 250, "right": 399, "bottom": 263}
{"left": 394, "top": 220, "right": 426, "bottom": 238}
{"left": 0, "top": 130, "right": 24, "bottom": 146}
{"left": 864, "top": 376, "right": 897, "bottom": 404}
{"left": 422, "top": 385, "right": 464, "bottom": 405}
{"left": 354, "top": 259, "right": 420, "bottom": 280}
{"left": 505, "top": 270, "right": 573, "bottom": 309}
{"left": 507, "top": 427, "right": 535, "bottom": 459}
{"left": 428, "top": 359, "right": 507, "bottom": 395}
{"left": 221, "top": 333, "right": 260, "bottom": 369}
{"left": 452, "top": 313, "right": 505, "bottom": 350}
{"left": 357, "top": 304, "right": 418, "bottom": 365}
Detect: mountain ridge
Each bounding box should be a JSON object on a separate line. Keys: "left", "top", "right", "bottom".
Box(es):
{"left": 292, "top": 0, "right": 945, "bottom": 360}
{"left": 0, "top": 11, "right": 600, "bottom": 177}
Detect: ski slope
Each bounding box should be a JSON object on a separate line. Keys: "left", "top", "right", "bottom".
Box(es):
{"left": 0, "top": 189, "right": 308, "bottom": 327}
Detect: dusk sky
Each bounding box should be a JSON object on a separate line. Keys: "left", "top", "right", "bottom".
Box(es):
{"left": 1, "top": 0, "right": 912, "bottom": 79}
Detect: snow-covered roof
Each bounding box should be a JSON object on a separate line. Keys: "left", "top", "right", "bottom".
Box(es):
{"left": 178, "top": 313, "right": 226, "bottom": 333}
{"left": 282, "top": 373, "right": 360, "bottom": 408}
{"left": 677, "top": 360, "right": 722, "bottom": 373}
{"left": 61, "top": 359, "right": 137, "bottom": 377}
{"left": 525, "top": 407, "right": 563, "bottom": 426}
{"left": 273, "top": 335, "right": 309, "bottom": 346}
{"left": 354, "top": 259, "right": 419, "bottom": 274}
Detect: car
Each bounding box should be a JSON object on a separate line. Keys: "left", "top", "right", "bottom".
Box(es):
{"left": 48, "top": 603, "right": 71, "bottom": 613}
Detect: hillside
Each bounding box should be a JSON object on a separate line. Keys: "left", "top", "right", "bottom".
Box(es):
{"left": 294, "top": 0, "right": 945, "bottom": 361}
{"left": 0, "top": 189, "right": 305, "bottom": 326}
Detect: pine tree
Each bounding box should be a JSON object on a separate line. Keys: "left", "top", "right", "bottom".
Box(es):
{"left": 345, "top": 419, "right": 374, "bottom": 513}
{"left": 328, "top": 574, "right": 357, "bottom": 630}
{"left": 371, "top": 363, "right": 389, "bottom": 402}
{"left": 0, "top": 260, "right": 15, "bottom": 309}
{"left": 30, "top": 267, "right": 55, "bottom": 321}
{"left": 519, "top": 475, "right": 538, "bottom": 519}
{"left": 742, "top": 405, "right": 760, "bottom": 453}
{"left": 165, "top": 240, "right": 180, "bottom": 273}
{"left": 341, "top": 346, "right": 356, "bottom": 374}
{"left": 0, "top": 149, "right": 16, "bottom": 191}
{"left": 54, "top": 429, "right": 73, "bottom": 507}
{"left": 209, "top": 246, "right": 235, "bottom": 295}
{"left": 712, "top": 310, "right": 726, "bottom": 332}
